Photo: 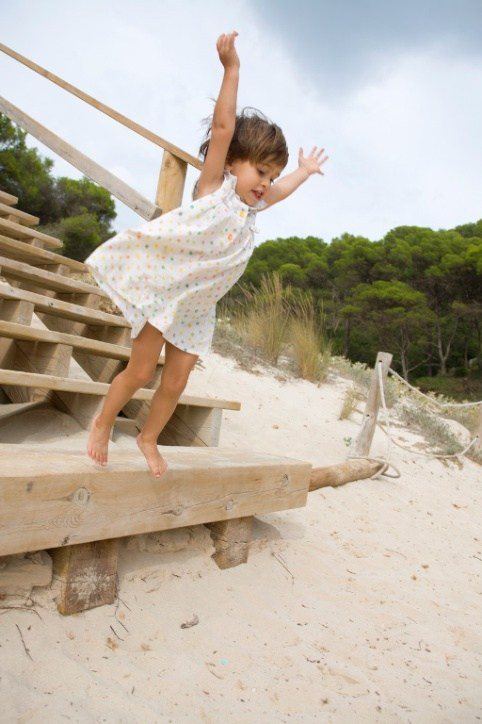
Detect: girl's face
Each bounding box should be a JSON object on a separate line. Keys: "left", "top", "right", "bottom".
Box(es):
{"left": 226, "top": 159, "right": 283, "bottom": 206}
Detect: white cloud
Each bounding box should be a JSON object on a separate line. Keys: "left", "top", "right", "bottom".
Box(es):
{"left": 1, "top": 1, "right": 481, "bottom": 245}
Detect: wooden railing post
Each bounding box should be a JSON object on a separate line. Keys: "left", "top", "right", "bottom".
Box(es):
{"left": 475, "top": 406, "right": 482, "bottom": 455}
{"left": 352, "top": 351, "right": 393, "bottom": 457}
{"left": 155, "top": 150, "right": 188, "bottom": 213}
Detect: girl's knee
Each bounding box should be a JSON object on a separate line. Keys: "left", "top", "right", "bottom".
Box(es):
{"left": 124, "top": 363, "right": 156, "bottom": 388}
{"left": 160, "top": 369, "right": 190, "bottom": 397}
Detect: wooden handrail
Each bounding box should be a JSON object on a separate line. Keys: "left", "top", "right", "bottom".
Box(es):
{"left": 0, "top": 96, "right": 162, "bottom": 221}
{"left": 0, "top": 42, "right": 202, "bottom": 171}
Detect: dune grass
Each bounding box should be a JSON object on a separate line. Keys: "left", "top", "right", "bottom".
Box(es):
{"left": 232, "top": 273, "right": 332, "bottom": 381}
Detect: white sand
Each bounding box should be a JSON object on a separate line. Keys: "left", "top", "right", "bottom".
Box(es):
{"left": 1, "top": 351, "right": 481, "bottom": 723}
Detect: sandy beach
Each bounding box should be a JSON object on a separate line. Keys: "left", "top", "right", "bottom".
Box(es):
{"left": 1, "top": 347, "right": 481, "bottom": 723}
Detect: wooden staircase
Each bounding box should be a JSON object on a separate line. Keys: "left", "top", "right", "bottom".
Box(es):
{"left": 0, "top": 188, "right": 239, "bottom": 446}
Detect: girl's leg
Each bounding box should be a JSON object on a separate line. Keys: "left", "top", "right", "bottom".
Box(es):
{"left": 87, "top": 321, "right": 165, "bottom": 466}
{"left": 136, "top": 340, "right": 199, "bottom": 477}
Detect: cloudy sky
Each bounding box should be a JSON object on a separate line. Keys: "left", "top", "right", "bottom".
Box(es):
{"left": 1, "top": 0, "right": 481, "bottom": 245}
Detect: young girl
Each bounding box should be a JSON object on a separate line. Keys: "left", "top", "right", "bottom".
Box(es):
{"left": 85, "top": 31, "right": 328, "bottom": 477}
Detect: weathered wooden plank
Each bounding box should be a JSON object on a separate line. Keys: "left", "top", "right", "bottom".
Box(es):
{"left": 0, "top": 216, "right": 62, "bottom": 250}
{"left": 0, "top": 319, "right": 150, "bottom": 363}
{"left": 0, "top": 282, "right": 129, "bottom": 328}
{"left": 156, "top": 150, "right": 187, "bottom": 213}
{"left": 206, "top": 517, "right": 253, "bottom": 569}
{"left": 50, "top": 539, "right": 118, "bottom": 615}
{"left": 0, "top": 446, "right": 311, "bottom": 556}
{"left": 0, "top": 44, "right": 202, "bottom": 171}
{"left": 158, "top": 406, "right": 223, "bottom": 447}
{"left": 0, "top": 201, "right": 39, "bottom": 226}
{"left": 0, "top": 190, "right": 17, "bottom": 206}
{"left": 0, "top": 234, "right": 84, "bottom": 270}
{"left": 0, "top": 368, "right": 241, "bottom": 411}
{"left": 0, "top": 299, "right": 35, "bottom": 402}
{"left": 0, "top": 97, "right": 162, "bottom": 221}
{"left": 0, "top": 254, "right": 108, "bottom": 296}
{"left": 309, "top": 459, "right": 385, "bottom": 490}
{"left": 353, "top": 351, "right": 393, "bottom": 456}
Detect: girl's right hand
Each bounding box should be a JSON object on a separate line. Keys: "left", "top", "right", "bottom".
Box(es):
{"left": 217, "top": 32, "right": 240, "bottom": 70}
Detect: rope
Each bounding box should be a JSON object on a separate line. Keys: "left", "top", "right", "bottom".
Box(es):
{"left": 347, "top": 455, "right": 401, "bottom": 479}
{"left": 388, "top": 367, "right": 482, "bottom": 409}
{"left": 349, "top": 360, "right": 478, "bottom": 477}
{"left": 347, "top": 361, "right": 402, "bottom": 479}
{"left": 379, "top": 362, "right": 479, "bottom": 461}
{"left": 375, "top": 419, "right": 478, "bottom": 460}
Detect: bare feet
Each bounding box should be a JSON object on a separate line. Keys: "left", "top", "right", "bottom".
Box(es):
{"left": 86, "top": 414, "right": 111, "bottom": 466}
{"left": 136, "top": 434, "right": 168, "bottom": 478}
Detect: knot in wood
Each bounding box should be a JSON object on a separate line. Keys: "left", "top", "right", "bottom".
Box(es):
{"left": 72, "top": 487, "right": 90, "bottom": 506}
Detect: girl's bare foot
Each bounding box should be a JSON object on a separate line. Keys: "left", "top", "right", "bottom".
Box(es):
{"left": 86, "top": 414, "right": 111, "bottom": 466}
{"left": 136, "top": 434, "right": 168, "bottom": 478}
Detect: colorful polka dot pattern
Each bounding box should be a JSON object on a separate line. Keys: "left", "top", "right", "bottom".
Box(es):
{"left": 84, "top": 172, "right": 266, "bottom": 356}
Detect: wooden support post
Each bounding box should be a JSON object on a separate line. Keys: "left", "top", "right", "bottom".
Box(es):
{"left": 353, "top": 351, "right": 393, "bottom": 456}
{"left": 475, "top": 406, "right": 482, "bottom": 455}
{"left": 155, "top": 150, "right": 187, "bottom": 214}
{"left": 50, "top": 539, "right": 118, "bottom": 615}
{"left": 206, "top": 517, "right": 254, "bottom": 569}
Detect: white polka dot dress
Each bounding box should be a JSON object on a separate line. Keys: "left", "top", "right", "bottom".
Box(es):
{"left": 84, "top": 172, "right": 265, "bottom": 357}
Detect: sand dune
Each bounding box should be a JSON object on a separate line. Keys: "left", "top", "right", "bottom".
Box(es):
{"left": 1, "top": 350, "right": 481, "bottom": 722}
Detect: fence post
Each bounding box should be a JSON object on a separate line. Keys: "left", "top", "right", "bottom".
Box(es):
{"left": 475, "top": 406, "right": 482, "bottom": 455}
{"left": 155, "top": 150, "right": 187, "bottom": 214}
{"left": 352, "top": 351, "right": 393, "bottom": 457}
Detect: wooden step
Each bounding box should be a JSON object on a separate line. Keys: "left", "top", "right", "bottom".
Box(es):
{"left": 0, "top": 445, "right": 310, "bottom": 557}
{"left": 0, "top": 254, "right": 107, "bottom": 297}
{"left": 0, "top": 368, "right": 240, "bottom": 410}
{"left": 0, "top": 190, "right": 17, "bottom": 206}
{"left": 0, "top": 217, "right": 63, "bottom": 250}
{"left": 0, "top": 319, "right": 159, "bottom": 364}
{"left": 0, "top": 282, "right": 129, "bottom": 328}
{"left": 0, "top": 233, "right": 85, "bottom": 272}
{"left": 0, "top": 201, "right": 39, "bottom": 226}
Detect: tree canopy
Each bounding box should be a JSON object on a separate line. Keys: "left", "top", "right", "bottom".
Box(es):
{"left": 0, "top": 114, "right": 116, "bottom": 260}
{"left": 230, "top": 224, "right": 482, "bottom": 380}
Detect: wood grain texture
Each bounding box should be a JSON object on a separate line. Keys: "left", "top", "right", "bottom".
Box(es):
{"left": 51, "top": 539, "right": 118, "bottom": 615}
{"left": 0, "top": 201, "right": 39, "bottom": 226}
{"left": 0, "top": 234, "right": 84, "bottom": 271}
{"left": 206, "top": 517, "right": 253, "bottom": 569}
{"left": 0, "top": 44, "right": 202, "bottom": 170}
{"left": 353, "top": 352, "right": 393, "bottom": 456}
{"left": 0, "top": 190, "right": 17, "bottom": 206}
{"left": 0, "top": 446, "right": 311, "bottom": 556}
{"left": 0, "top": 96, "right": 161, "bottom": 221}
{"left": 0, "top": 369, "right": 241, "bottom": 410}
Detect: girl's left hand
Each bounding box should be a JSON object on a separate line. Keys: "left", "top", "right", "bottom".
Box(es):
{"left": 298, "top": 146, "right": 329, "bottom": 175}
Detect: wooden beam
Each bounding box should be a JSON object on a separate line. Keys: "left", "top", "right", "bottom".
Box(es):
{"left": 50, "top": 539, "right": 118, "bottom": 615}
{"left": 206, "top": 517, "right": 254, "bottom": 569}
{"left": 0, "top": 254, "right": 108, "bottom": 296}
{"left": 0, "top": 282, "right": 129, "bottom": 328}
{"left": 0, "top": 446, "right": 311, "bottom": 556}
{"left": 353, "top": 351, "right": 393, "bottom": 456}
{"left": 0, "top": 233, "right": 84, "bottom": 271}
{"left": 309, "top": 459, "right": 385, "bottom": 491}
{"left": 155, "top": 150, "right": 187, "bottom": 213}
{"left": 0, "top": 215, "right": 62, "bottom": 250}
{"left": 0, "top": 190, "right": 17, "bottom": 206}
{"left": 0, "top": 96, "right": 162, "bottom": 221}
{"left": 0, "top": 368, "right": 241, "bottom": 410}
{"left": 0, "top": 44, "right": 202, "bottom": 170}
{"left": 0, "top": 202, "right": 39, "bottom": 226}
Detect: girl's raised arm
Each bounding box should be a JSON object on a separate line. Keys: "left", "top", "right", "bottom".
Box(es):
{"left": 196, "top": 32, "right": 240, "bottom": 199}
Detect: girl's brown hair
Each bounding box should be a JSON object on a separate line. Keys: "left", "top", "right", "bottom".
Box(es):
{"left": 199, "top": 107, "right": 289, "bottom": 169}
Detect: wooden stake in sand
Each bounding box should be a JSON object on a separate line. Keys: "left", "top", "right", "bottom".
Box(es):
{"left": 353, "top": 351, "right": 393, "bottom": 457}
